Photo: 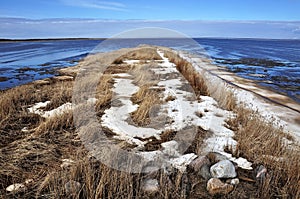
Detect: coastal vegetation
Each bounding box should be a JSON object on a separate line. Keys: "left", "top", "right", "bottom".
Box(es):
{"left": 0, "top": 46, "right": 299, "bottom": 198}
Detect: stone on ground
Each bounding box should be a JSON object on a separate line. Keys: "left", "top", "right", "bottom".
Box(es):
{"left": 207, "top": 178, "right": 234, "bottom": 196}
{"left": 210, "top": 160, "right": 237, "bottom": 178}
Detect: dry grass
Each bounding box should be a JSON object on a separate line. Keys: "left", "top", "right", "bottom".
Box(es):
{"left": 225, "top": 106, "right": 300, "bottom": 198}
{"left": 44, "top": 81, "right": 73, "bottom": 111}
{"left": 0, "top": 110, "right": 78, "bottom": 198}
{"left": 25, "top": 150, "right": 197, "bottom": 199}
{"left": 131, "top": 88, "right": 161, "bottom": 126}
{"left": 120, "top": 47, "right": 162, "bottom": 61}
{"left": 129, "top": 64, "right": 161, "bottom": 126}
{"left": 162, "top": 48, "right": 299, "bottom": 198}
{"left": 1, "top": 47, "right": 299, "bottom": 198}
{"left": 163, "top": 50, "right": 208, "bottom": 97}
{"left": 95, "top": 74, "right": 114, "bottom": 113}
{"left": 0, "top": 80, "right": 74, "bottom": 148}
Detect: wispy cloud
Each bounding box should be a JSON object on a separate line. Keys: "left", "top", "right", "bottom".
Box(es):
{"left": 1, "top": 18, "right": 300, "bottom": 39}
{"left": 61, "top": 0, "right": 127, "bottom": 11}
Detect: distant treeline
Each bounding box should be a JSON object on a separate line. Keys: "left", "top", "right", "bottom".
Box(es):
{"left": 0, "top": 38, "right": 106, "bottom": 42}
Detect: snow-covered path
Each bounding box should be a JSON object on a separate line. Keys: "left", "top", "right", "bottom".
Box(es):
{"left": 99, "top": 49, "right": 252, "bottom": 170}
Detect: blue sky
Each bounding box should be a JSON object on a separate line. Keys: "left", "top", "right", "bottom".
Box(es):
{"left": 1, "top": 0, "right": 300, "bottom": 39}
{"left": 1, "top": 0, "right": 300, "bottom": 20}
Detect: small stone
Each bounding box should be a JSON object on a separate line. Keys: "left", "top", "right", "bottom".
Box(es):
{"left": 161, "top": 141, "right": 180, "bottom": 157}
{"left": 6, "top": 183, "right": 26, "bottom": 192}
{"left": 226, "top": 178, "right": 240, "bottom": 185}
{"left": 60, "top": 159, "right": 75, "bottom": 169}
{"left": 207, "top": 178, "right": 234, "bottom": 196}
{"left": 189, "top": 155, "right": 210, "bottom": 172}
{"left": 199, "top": 164, "right": 212, "bottom": 180}
{"left": 21, "top": 127, "right": 29, "bottom": 132}
{"left": 169, "top": 153, "right": 197, "bottom": 172}
{"left": 142, "top": 179, "right": 159, "bottom": 193}
{"left": 210, "top": 160, "right": 237, "bottom": 178}
{"left": 256, "top": 165, "right": 267, "bottom": 180}
{"left": 65, "top": 180, "right": 81, "bottom": 194}
{"left": 25, "top": 179, "right": 34, "bottom": 184}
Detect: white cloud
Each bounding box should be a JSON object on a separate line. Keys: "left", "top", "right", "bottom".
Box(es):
{"left": 61, "top": 0, "right": 127, "bottom": 11}
{"left": 1, "top": 18, "right": 300, "bottom": 39}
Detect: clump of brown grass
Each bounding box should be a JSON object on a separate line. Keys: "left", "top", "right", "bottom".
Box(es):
{"left": 95, "top": 74, "right": 114, "bottom": 113}
{"left": 0, "top": 80, "right": 75, "bottom": 148}
{"left": 44, "top": 81, "right": 74, "bottom": 111}
{"left": 128, "top": 62, "right": 162, "bottom": 126}
{"left": 0, "top": 109, "right": 77, "bottom": 198}
{"left": 206, "top": 80, "right": 237, "bottom": 111}
{"left": 112, "top": 57, "right": 124, "bottom": 64}
{"left": 131, "top": 86, "right": 161, "bottom": 126}
{"left": 32, "top": 150, "right": 194, "bottom": 199}
{"left": 120, "top": 47, "right": 162, "bottom": 61}
{"left": 129, "top": 63, "right": 159, "bottom": 86}
{"left": 163, "top": 50, "right": 208, "bottom": 97}
{"left": 226, "top": 106, "right": 300, "bottom": 198}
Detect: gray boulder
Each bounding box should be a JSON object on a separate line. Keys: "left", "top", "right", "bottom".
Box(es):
{"left": 210, "top": 160, "right": 237, "bottom": 178}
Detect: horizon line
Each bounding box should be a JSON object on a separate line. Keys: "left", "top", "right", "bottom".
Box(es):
{"left": 1, "top": 17, "right": 300, "bottom": 23}
{"left": 1, "top": 37, "right": 300, "bottom": 42}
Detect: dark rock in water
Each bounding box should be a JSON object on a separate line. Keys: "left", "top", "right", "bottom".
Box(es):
{"left": 255, "top": 165, "right": 267, "bottom": 181}
{"left": 217, "top": 57, "right": 286, "bottom": 67}
{"left": 0, "top": 76, "right": 8, "bottom": 82}
{"left": 16, "top": 67, "right": 35, "bottom": 72}
{"left": 207, "top": 152, "right": 228, "bottom": 164}
{"left": 210, "top": 160, "right": 237, "bottom": 178}
{"left": 207, "top": 178, "right": 234, "bottom": 196}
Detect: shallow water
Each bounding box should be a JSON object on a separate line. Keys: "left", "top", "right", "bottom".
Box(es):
{"left": 0, "top": 38, "right": 299, "bottom": 103}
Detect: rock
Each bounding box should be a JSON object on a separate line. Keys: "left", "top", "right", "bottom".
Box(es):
{"left": 64, "top": 180, "right": 81, "bottom": 194}
{"left": 199, "top": 164, "right": 212, "bottom": 180}
{"left": 210, "top": 160, "right": 237, "bottom": 178}
{"left": 255, "top": 165, "right": 267, "bottom": 181}
{"left": 25, "top": 179, "right": 34, "bottom": 184}
{"left": 226, "top": 178, "right": 240, "bottom": 185}
{"left": 6, "top": 183, "right": 26, "bottom": 192}
{"left": 207, "top": 178, "right": 234, "bottom": 196}
{"left": 230, "top": 157, "right": 253, "bottom": 170}
{"left": 60, "top": 159, "right": 75, "bottom": 169}
{"left": 189, "top": 155, "right": 210, "bottom": 172}
{"left": 169, "top": 153, "right": 197, "bottom": 172}
{"left": 188, "top": 156, "right": 212, "bottom": 180}
{"left": 207, "top": 152, "right": 228, "bottom": 164}
{"left": 142, "top": 179, "right": 159, "bottom": 193}
{"left": 21, "top": 127, "right": 29, "bottom": 132}
{"left": 161, "top": 141, "right": 180, "bottom": 157}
